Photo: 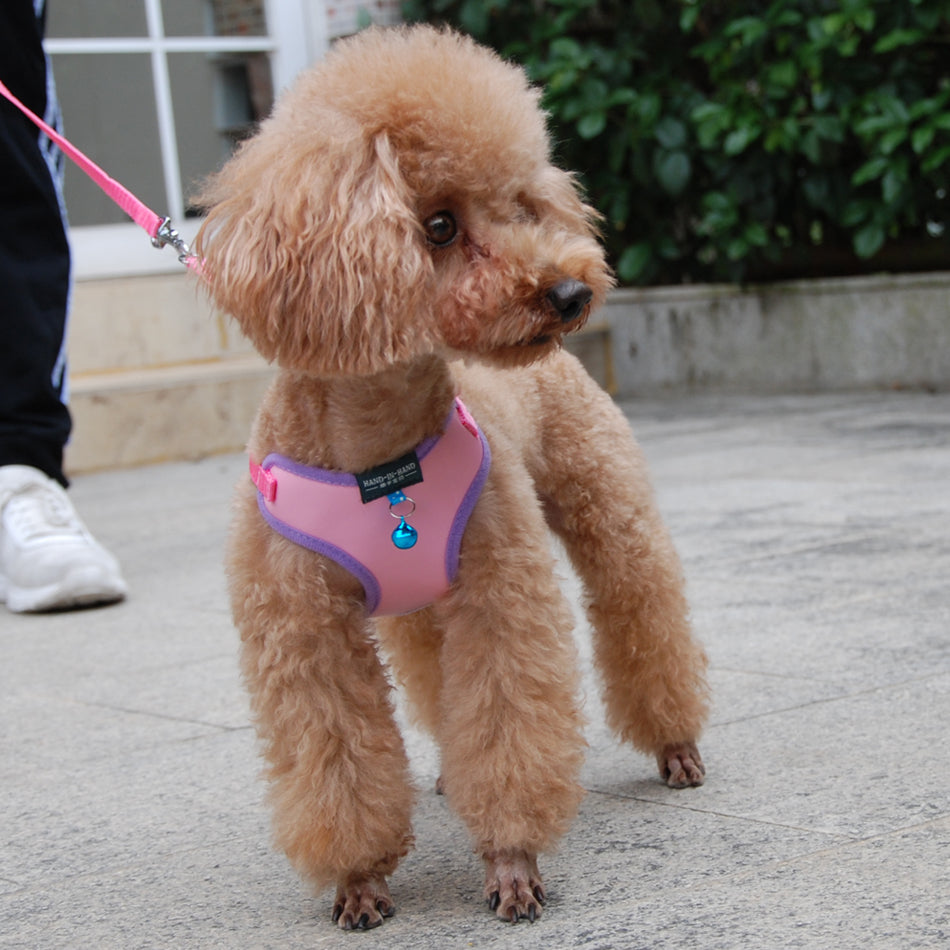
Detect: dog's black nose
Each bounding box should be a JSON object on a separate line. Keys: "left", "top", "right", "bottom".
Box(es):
{"left": 547, "top": 279, "right": 593, "bottom": 324}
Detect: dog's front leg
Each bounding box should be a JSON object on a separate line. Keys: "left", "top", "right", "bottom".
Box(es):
{"left": 534, "top": 355, "right": 710, "bottom": 787}
{"left": 229, "top": 519, "right": 415, "bottom": 929}
{"left": 433, "top": 451, "right": 586, "bottom": 922}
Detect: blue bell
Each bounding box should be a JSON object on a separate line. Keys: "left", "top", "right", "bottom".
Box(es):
{"left": 392, "top": 518, "right": 418, "bottom": 550}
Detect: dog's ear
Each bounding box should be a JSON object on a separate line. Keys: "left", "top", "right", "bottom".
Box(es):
{"left": 536, "top": 166, "right": 604, "bottom": 237}
{"left": 195, "top": 124, "right": 432, "bottom": 375}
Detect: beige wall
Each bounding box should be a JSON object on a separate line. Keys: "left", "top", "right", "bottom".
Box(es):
{"left": 64, "top": 272, "right": 273, "bottom": 475}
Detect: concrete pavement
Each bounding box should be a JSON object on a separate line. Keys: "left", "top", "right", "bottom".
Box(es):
{"left": 2, "top": 391, "right": 949, "bottom": 949}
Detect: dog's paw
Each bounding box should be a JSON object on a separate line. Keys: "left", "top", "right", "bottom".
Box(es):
{"left": 483, "top": 849, "right": 546, "bottom": 923}
{"left": 658, "top": 741, "right": 706, "bottom": 788}
{"left": 331, "top": 873, "right": 395, "bottom": 931}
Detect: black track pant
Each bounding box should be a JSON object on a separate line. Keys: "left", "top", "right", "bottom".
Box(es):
{"left": 0, "top": 0, "right": 72, "bottom": 487}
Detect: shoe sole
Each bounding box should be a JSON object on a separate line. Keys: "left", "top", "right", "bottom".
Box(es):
{"left": 0, "top": 565, "right": 126, "bottom": 613}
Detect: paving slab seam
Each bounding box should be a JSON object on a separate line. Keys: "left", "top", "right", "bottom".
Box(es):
{"left": 65, "top": 700, "right": 252, "bottom": 734}
{"left": 702, "top": 672, "right": 949, "bottom": 731}
{"left": 582, "top": 789, "right": 861, "bottom": 841}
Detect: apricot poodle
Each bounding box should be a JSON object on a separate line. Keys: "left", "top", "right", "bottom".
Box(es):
{"left": 195, "top": 24, "right": 709, "bottom": 930}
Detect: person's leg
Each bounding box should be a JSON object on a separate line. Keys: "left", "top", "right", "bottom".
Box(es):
{"left": 0, "top": 0, "right": 72, "bottom": 486}
{"left": 0, "top": 1, "right": 126, "bottom": 612}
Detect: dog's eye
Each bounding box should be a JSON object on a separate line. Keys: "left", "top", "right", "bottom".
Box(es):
{"left": 423, "top": 211, "right": 458, "bottom": 247}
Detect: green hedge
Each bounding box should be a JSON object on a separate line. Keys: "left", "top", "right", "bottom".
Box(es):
{"left": 401, "top": 0, "right": 950, "bottom": 285}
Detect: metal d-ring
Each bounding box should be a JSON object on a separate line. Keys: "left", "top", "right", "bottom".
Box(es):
{"left": 388, "top": 495, "right": 416, "bottom": 520}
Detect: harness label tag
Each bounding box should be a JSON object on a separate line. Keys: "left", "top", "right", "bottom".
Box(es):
{"left": 355, "top": 450, "right": 423, "bottom": 504}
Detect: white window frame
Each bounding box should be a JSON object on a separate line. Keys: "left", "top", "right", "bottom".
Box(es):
{"left": 45, "top": 0, "right": 329, "bottom": 280}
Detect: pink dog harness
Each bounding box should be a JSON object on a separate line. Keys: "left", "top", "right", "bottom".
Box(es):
{"left": 249, "top": 399, "right": 491, "bottom": 616}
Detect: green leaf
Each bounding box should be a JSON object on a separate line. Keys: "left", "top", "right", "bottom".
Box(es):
{"left": 766, "top": 59, "right": 798, "bottom": 91}
{"left": 853, "top": 8, "right": 876, "bottom": 32}
{"left": 634, "top": 92, "right": 662, "bottom": 125}
{"left": 743, "top": 221, "right": 770, "bottom": 247}
{"left": 773, "top": 8, "right": 803, "bottom": 29}
{"left": 881, "top": 96, "right": 911, "bottom": 125}
{"left": 549, "top": 37, "right": 584, "bottom": 61}
{"left": 854, "top": 115, "right": 896, "bottom": 137}
{"left": 724, "top": 125, "right": 760, "bottom": 156}
{"left": 726, "top": 237, "right": 749, "bottom": 261}
{"left": 653, "top": 149, "right": 692, "bottom": 196}
{"left": 692, "top": 103, "right": 731, "bottom": 148}
{"left": 922, "top": 144, "right": 950, "bottom": 173}
{"left": 617, "top": 243, "right": 653, "bottom": 283}
{"left": 679, "top": 3, "right": 700, "bottom": 32}
{"left": 811, "top": 85, "right": 834, "bottom": 111}
{"left": 882, "top": 169, "right": 904, "bottom": 205}
{"left": 577, "top": 112, "right": 606, "bottom": 139}
{"left": 699, "top": 191, "right": 738, "bottom": 234}
{"left": 909, "top": 97, "right": 941, "bottom": 122}
{"left": 691, "top": 101, "right": 728, "bottom": 123}
{"left": 872, "top": 28, "right": 924, "bottom": 53}
{"left": 725, "top": 16, "right": 769, "bottom": 45}
{"left": 821, "top": 13, "right": 847, "bottom": 36}
{"left": 800, "top": 129, "right": 822, "bottom": 164}
{"left": 853, "top": 223, "right": 886, "bottom": 258}
{"left": 841, "top": 201, "right": 870, "bottom": 228}
{"left": 546, "top": 67, "right": 579, "bottom": 95}
{"left": 878, "top": 128, "right": 908, "bottom": 155}
{"left": 578, "top": 77, "right": 609, "bottom": 110}
{"left": 911, "top": 126, "right": 935, "bottom": 155}
{"left": 763, "top": 126, "right": 786, "bottom": 153}
{"left": 702, "top": 191, "right": 733, "bottom": 214}
{"left": 852, "top": 156, "right": 889, "bottom": 185}
{"left": 812, "top": 115, "right": 846, "bottom": 143}
{"left": 655, "top": 116, "right": 688, "bottom": 149}
{"left": 607, "top": 88, "right": 637, "bottom": 108}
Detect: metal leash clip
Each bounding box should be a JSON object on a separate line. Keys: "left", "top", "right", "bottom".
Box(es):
{"left": 151, "top": 216, "right": 196, "bottom": 266}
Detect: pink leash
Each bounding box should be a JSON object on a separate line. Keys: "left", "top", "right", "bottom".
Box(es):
{"left": 0, "top": 76, "right": 199, "bottom": 271}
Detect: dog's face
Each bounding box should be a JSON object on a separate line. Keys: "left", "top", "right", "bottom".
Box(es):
{"left": 196, "top": 26, "right": 613, "bottom": 376}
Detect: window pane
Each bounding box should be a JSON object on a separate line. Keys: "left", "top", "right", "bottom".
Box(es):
{"left": 163, "top": 0, "right": 268, "bottom": 37}
{"left": 328, "top": 0, "right": 400, "bottom": 39}
{"left": 168, "top": 51, "right": 273, "bottom": 214}
{"left": 47, "top": 1, "right": 147, "bottom": 38}
{"left": 209, "top": 0, "right": 268, "bottom": 36}
{"left": 162, "top": 0, "right": 211, "bottom": 36}
{"left": 51, "top": 54, "right": 165, "bottom": 227}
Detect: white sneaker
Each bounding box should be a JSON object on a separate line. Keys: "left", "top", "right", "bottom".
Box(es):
{"left": 0, "top": 465, "right": 127, "bottom": 613}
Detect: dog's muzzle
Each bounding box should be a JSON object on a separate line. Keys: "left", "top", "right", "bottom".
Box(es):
{"left": 546, "top": 279, "right": 593, "bottom": 325}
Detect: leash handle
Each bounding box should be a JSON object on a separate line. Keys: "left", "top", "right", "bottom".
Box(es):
{"left": 0, "top": 76, "right": 199, "bottom": 271}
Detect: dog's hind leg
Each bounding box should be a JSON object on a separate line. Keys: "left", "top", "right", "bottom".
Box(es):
{"left": 433, "top": 438, "right": 587, "bottom": 921}
{"left": 534, "top": 354, "right": 710, "bottom": 787}
{"left": 229, "top": 513, "right": 415, "bottom": 929}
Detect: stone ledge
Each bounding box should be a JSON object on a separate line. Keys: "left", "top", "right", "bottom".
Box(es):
{"left": 605, "top": 270, "right": 950, "bottom": 396}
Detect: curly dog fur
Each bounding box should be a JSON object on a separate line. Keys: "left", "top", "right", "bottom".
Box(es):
{"left": 195, "top": 25, "right": 709, "bottom": 930}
